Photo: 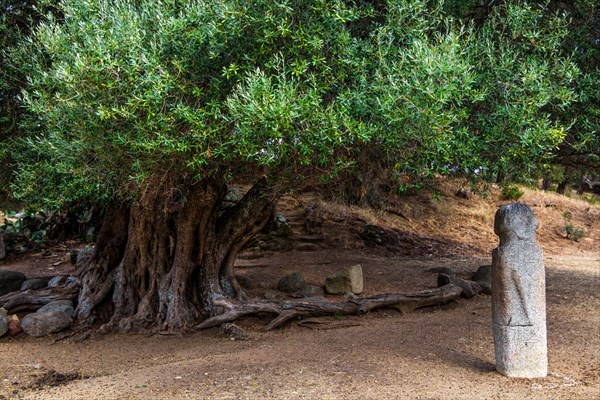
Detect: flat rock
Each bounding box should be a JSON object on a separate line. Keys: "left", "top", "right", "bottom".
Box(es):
{"left": 21, "top": 278, "right": 48, "bottom": 291}
{"left": 277, "top": 272, "right": 306, "bottom": 293}
{"left": 37, "top": 300, "right": 75, "bottom": 319}
{"left": 21, "top": 311, "right": 73, "bottom": 337}
{"left": 47, "top": 275, "right": 68, "bottom": 288}
{"left": 325, "top": 264, "right": 363, "bottom": 295}
{"left": 0, "top": 270, "right": 27, "bottom": 296}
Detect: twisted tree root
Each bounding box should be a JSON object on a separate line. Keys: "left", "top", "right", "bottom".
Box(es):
{"left": 198, "top": 284, "right": 462, "bottom": 331}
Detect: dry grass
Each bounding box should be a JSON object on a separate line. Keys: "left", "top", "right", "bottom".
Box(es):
{"left": 312, "top": 179, "right": 599, "bottom": 257}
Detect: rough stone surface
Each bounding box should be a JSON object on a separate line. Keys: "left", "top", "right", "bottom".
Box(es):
{"left": 0, "top": 311, "right": 7, "bottom": 337}
{"left": 37, "top": 300, "right": 75, "bottom": 319}
{"left": 21, "top": 311, "right": 72, "bottom": 337}
{"left": 0, "top": 270, "right": 27, "bottom": 296}
{"left": 472, "top": 265, "right": 492, "bottom": 295}
{"left": 47, "top": 275, "right": 68, "bottom": 288}
{"left": 277, "top": 272, "right": 306, "bottom": 293}
{"left": 0, "top": 234, "right": 6, "bottom": 260}
{"left": 325, "top": 264, "right": 364, "bottom": 295}
{"left": 21, "top": 278, "right": 48, "bottom": 291}
{"left": 437, "top": 274, "right": 482, "bottom": 298}
{"left": 492, "top": 203, "right": 547, "bottom": 378}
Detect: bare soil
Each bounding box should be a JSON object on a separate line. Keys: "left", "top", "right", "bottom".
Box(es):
{"left": 1, "top": 182, "right": 599, "bottom": 399}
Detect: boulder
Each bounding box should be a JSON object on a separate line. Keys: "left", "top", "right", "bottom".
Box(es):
{"left": 47, "top": 275, "right": 68, "bottom": 288}
{"left": 0, "top": 234, "right": 6, "bottom": 260}
{"left": 277, "top": 272, "right": 306, "bottom": 293}
{"left": 437, "top": 274, "right": 482, "bottom": 298}
{"left": 21, "top": 311, "right": 72, "bottom": 337}
{"left": 37, "top": 300, "right": 75, "bottom": 319}
{"left": 325, "top": 264, "right": 364, "bottom": 295}
{"left": 472, "top": 265, "right": 492, "bottom": 295}
{"left": 21, "top": 278, "right": 48, "bottom": 291}
{"left": 0, "top": 270, "right": 27, "bottom": 296}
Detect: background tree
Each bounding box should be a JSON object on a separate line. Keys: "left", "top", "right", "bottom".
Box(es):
{"left": 1, "top": 0, "right": 583, "bottom": 332}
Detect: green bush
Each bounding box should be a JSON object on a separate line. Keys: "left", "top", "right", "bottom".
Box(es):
{"left": 501, "top": 184, "right": 524, "bottom": 201}
{"left": 560, "top": 211, "right": 586, "bottom": 241}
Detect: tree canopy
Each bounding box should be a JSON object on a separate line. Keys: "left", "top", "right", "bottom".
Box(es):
{"left": 2, "top": 0, "right": 595, "bottom": 210}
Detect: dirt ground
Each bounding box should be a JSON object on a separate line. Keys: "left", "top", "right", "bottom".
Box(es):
{"left": 0, "top": 183, "right": 599, "bottom": 399}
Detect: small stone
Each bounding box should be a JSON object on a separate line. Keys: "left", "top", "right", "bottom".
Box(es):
{"left": 21, "top": 278, "right": 48, "bottom": 291}
{"left": 277, "top": 272, "right": 306, "bottom": 293}
{"left": 21, "top": 311, "right": 72, "bottom": 337}
{"left": 37, "top": 300, "right": 75, "bottom": 319}
{"left": 325, "top": 264, "right": 364, "bottom": 295}
{"left": 222, "top": 323, "right": 251, "bottom": 340}
{"left": 0, "top": 270, "right": 27, "bottom": 296}
{"left": 47, "top": 275, "right": 68, "bottom": 288}
{"left": 7, "top": 315, "right": 21, "bottom": 336}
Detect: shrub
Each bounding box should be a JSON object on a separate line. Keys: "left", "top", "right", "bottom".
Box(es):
{"left": 501, "top": 184, "right": 524, "bottom": 201}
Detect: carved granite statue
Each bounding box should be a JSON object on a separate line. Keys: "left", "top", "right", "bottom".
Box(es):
{"left": 492, "top": 203, "right": 547, "bottom": 378}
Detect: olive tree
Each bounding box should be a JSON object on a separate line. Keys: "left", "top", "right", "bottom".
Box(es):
{"left": 2, "top": 0, "right": 580, "bottom": 332}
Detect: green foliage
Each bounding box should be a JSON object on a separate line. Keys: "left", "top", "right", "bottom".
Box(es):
{"left": 2, "top": 0, "right": 587, "bottom": 209}
{"left": 500, "top": 184, "right": 525, "bottom": 201}
{"left": 0, "top": 211, "right": 49, "bottom": 252}
{"left": 560, "top": 210, "right": 586, "bottom": 241}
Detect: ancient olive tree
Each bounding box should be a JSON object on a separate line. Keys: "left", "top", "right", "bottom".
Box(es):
{"left": 2, "top": 0, "right": 579, "bottom": 332}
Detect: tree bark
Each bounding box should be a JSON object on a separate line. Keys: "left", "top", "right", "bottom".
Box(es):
{"left": 73, "top": 177, "right": 278, "bottom": 333}
{"left": 197, "top": 284, "right": 463, "bottom": 331}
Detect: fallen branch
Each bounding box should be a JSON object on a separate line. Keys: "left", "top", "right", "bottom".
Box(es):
{"left": 198, "top": 284, "right": 462, "bottom": 331}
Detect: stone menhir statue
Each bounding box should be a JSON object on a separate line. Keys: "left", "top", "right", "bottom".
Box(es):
{"left": 492, "top": 203, "right": 547, "bottom": 378}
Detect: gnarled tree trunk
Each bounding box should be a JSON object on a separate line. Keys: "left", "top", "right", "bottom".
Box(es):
{"left": 74, "top": 177, "right": 277, "bottom": 333}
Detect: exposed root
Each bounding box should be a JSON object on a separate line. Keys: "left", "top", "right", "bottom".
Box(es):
{"left": 197, "top": 284, "right": 462, "bottom": 331}
{"left": 0, "top": 282, "right": 80, "bottom": 314}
